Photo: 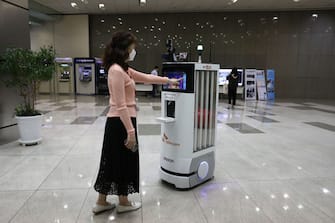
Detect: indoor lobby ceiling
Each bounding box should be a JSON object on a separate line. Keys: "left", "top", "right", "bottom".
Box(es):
{"left": 33, "top": 0, "right": 335, "bottom": 14}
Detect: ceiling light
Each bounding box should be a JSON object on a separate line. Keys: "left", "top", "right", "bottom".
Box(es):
{"left": 71, "top": 2, "right": 78, "bottom": 8}
{"left": 232, "top": 0, "right": 238, "bottom": 3}
{"left": 99, "top": 4, "right": 105, "bottom": 9}
{"left": 293, "top": 0, "right": 300, "bottom": 2}
{"left": 101, "top": 19, "right": 104, "bottom": 23}
{"left": 273, "top": 16, "right": 279, "bottom": 20}
{"left": 81, "top": 0, "right": 88, "bottom": 4}
{"left": 312, "top": 14, "right": 318, "bottom": 18}
{"left": 139, "top": 0, "right": 146, "bottom": 6}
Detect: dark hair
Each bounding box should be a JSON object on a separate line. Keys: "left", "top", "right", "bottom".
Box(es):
{"left": 103, "top": 31, "right": 137, "bottom": 72}
{"left": 231, "top": 67, "right": 238, "bottom": 74}
{"left": 154, "top": 66, "right": 159, "bottom": 69}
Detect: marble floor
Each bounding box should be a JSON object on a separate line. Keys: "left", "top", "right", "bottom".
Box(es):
{"left": 1, "top": 95, "right": 335, "bottom": 223}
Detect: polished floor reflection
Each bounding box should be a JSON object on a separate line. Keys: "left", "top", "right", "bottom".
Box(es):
{"left": 0, "top": 95, "right": 335, "bottom": 223}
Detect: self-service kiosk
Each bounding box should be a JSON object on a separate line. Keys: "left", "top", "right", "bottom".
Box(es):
{"left": 74, "top": 58, "right": 96, "bottom": 95}
{"left": 55, "top": 57, "right": 74, "bottom": 94}
{"left": 95, "top": 58, "right": 108, "bottom": 95}
{"left": 157, "top": 62, "right": 219, "bottom": 189}
{"left": 39, "top": 77, "right": 54, "bottom": 94}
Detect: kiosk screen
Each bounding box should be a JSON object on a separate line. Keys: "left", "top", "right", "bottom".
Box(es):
{"left": 163, "top": 71, "right": 187, "bottom": 90}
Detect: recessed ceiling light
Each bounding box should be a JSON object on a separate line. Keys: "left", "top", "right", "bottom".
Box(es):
{"left": 273, "top": 16, "right": 279, "bottom": 20}
{"left": 140, "top": 0, "right": 146, "bottom": 6}
{"left": 71, "top": 2, "right": 78, "bottom": 8}
{"left": 312, "top": 14, "right": 318, "bottom": 18}
{"left": 293, "top": 0, "right": 300, "bottom": 2}
{"left": 81, "top": 0, "right": 88, "bottom": 4}
{"left": 101, "top": 19, "right": 104, "bottom": 23}
{"left": 99, "top": 4, "right": 105, "bottom": 9}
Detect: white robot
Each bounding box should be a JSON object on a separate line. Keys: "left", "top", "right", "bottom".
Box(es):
{"left": 157, "top": 62, "right": 220, "bottom": 189}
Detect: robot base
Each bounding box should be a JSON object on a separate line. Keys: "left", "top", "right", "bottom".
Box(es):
{"left": 160, "top": 167, "right": 214, "bottom": 189}
{"left": 160, "top": 151, "right": 215, "bottom": 189}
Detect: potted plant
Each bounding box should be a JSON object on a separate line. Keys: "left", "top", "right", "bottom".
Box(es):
{"left": 0, "top": 46, "right": 55, "bottom": 145}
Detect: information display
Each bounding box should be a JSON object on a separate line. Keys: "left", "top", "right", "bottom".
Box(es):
{"left": 256, "top": 70, "right": 267, "bottom": 101}
{"left": 218, "top": 69, "right": 243, "bottom": 86}
{"left": 266, "top": 69, "right": 275, "bottom": 100}
{"left": 245, "top": 69, "right": 257, "bottom": 100}
{"left": 218, "top": 69, "right": 230, "bottom": 85}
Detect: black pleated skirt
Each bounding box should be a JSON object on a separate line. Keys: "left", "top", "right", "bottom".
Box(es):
{"left": 94, "top": 117, "right": 139, "bottom": 196}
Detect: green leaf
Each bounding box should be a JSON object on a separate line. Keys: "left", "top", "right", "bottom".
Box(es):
{"left": 0, "top": 46, "right": 56, "bottom": 116}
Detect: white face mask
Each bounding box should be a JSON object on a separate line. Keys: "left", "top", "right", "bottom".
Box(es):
{"left": 128, "top": 49, "right": 136, "bottom": 61}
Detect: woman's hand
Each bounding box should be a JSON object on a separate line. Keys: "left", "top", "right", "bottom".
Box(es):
{"left": 125, "top": 133, "right": 137, "bottom": 150}
{"left": 168, "top": 78, "right": 183, "bottom": 85}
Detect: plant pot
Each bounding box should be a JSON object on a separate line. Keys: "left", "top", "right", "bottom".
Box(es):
{"left": 16, "top": 114, "right": 43, "bottom": 145}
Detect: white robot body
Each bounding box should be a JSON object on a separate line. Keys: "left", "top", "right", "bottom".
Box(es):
{"left": 157, "top": 62, "right": 219, "bottom": 189}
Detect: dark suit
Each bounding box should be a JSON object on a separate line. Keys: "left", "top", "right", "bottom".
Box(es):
{"left": 227, "top": 73, "right": 239, "bottom": 105}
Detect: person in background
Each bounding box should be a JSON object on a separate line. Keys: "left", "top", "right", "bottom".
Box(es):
{"left": 227, "top": 67, "right": 239, "bottom": 109}
{"left": 150, "top": 66, "right": 159, "bottom": 97}
{"left": 92, "top": 31, "right": 180, "bottom": 215}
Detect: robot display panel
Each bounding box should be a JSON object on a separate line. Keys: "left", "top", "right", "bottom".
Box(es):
{"left": 162, "top": 64, "right": 194, "bottom": 93}
{"left": 163, "top": 71, "right": 187, "bottom": 90}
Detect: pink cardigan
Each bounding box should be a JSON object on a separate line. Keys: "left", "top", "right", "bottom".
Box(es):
{"left": 107, "top": 64, "right": 169, "bottom": 135}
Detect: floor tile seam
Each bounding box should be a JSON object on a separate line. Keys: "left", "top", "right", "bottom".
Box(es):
{"left": 75, "top": 187, "right": 91, "bottom": 223}
{"left": 229, "top": 148, "right": 316, "bottom": 177}
{"left": 0, "top": 189, "right": 35, "bottom": 193}
{"left": 0, "top": 155, "right": 31, "bottom": 179}
{"left": 34, "top": 138, "right": 80, "bottom": 193}
{"left": 140, "top": 185, "right": 144, "bottom": 223}
{"left": 8, "top": 189, "right": 38, "bottom": 223}
{"left": 62, "top": 134, "right": 90, "bottom": 154}
{"left": 0, "top": 153, "right": 65, "bottom": 180}
{"left": 192, "top": 190, "right": 209, "bottom": 223}
{"left": 234, "top": 180, "right": 275, "bottom": 223}
{"left": 229, "top": 177, "right": 330, "bottom": 183}
{"left": 33, "top": 187, "right": 93, "bottom": 191}
{"left": 283, "top": 181, "right": 335, "bottom": 222}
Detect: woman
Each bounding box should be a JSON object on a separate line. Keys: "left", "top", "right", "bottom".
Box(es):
{"left": 92, "top": 31, "right": 180, "bottom": 214}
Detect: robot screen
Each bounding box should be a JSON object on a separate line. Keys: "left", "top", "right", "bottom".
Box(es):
{"left": 163, "top": 71, "right": 187, "bottom": 90}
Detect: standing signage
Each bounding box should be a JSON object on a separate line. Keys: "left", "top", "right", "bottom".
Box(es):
{"left": 256, "top": 70, "right": 267, "bottom": 101}
{"left": 266, "top": 69, "right": 275, "bottom": 100}
{"left": 244, "top": 69, "right": 257, "bottom": 100}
